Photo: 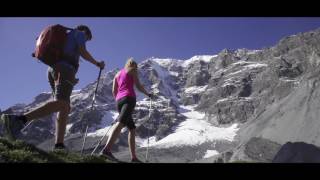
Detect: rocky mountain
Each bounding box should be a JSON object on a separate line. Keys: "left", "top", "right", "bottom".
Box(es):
{"left": 2, "top": 27, "right": 320, "bottom": 162}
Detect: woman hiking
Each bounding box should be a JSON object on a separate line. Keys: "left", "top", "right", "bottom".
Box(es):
{"left": 101, "top": 58, "right": 153, "bottom": 163}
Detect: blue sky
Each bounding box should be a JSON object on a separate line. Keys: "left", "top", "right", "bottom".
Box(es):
{"left": 1, "top": 17, "right": 320, "bottom": 110}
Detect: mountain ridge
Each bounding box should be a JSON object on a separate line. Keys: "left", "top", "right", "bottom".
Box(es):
{"left": 2, "top": 27, "right": 320, "bottom": 162}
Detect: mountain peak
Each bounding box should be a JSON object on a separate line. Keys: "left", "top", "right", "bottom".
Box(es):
{"left": 4, "top": 27, "right": 320, "bottom": 163}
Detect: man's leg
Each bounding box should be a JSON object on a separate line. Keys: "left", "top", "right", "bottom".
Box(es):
{"left": 24, "top": 100, "right": 67, "bottom": 121}
{"left": 55, "top": 101, "right": 70, "bottom": 144}
{"left": 50, "top": 63, "right": 74, "bottom": 147}
{"left": 23, "top": 65, "right": 64, "bottom": 122}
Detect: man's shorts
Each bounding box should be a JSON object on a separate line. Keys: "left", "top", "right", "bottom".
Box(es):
{"left": 116, "top": 96, "right": 137, "bottom": 130}
{"left": 48, "top": 62, "right": 76, "bottom": 102}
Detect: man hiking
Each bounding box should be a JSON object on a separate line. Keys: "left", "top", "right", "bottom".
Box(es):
{"left": 100, "top": 58, "right": 153, "bottom": 163}
{"left": 0, "top": 25, "right": 105, "bottom": 150}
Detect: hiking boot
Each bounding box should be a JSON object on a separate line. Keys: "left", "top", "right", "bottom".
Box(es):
{"left": 1, "top": 114, "right": 25, "bottom": 140}
{"left": 100, "top": 150, "right": 119, "bottom": 162}
{"left": 131, "top": 158, "right": 143, "bottom": 163}
{"left": 53, "top": 143, "right": 69, "bottom": 153}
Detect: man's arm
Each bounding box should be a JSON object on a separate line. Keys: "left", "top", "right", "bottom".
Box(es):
{"left": 79, "top": 46, "right": 105, "bottom": 69}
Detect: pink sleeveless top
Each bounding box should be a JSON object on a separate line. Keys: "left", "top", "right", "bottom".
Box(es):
{"left": 115, "top": 69, "right": 136, "bottom": 101}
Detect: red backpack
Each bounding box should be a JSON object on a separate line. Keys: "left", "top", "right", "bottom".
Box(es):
{"left": 32, "top": 24, "right": 73, "bottom": 67}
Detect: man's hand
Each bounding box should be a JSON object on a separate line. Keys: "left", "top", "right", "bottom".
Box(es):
{"left": 96, "top": 61, "right": 105, "bottom": 69}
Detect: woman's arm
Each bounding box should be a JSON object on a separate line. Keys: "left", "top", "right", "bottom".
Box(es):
{"left": 130, "top": 68, "right": 150, "bottom": 97}
{"left": 112, "top": 73, "right": 119, "bottom": 98}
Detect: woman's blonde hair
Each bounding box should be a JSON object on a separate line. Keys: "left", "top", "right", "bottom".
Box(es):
{"left": 125, "top": 57, "right": 138, "bottom": 70}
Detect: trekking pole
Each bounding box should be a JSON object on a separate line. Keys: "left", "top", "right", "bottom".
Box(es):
{"left": 81, "top": 68, "right": 103, "bottom": 154}
{"left": 20, "top": 120, "right": 34, "bottom": 134}
{"left": 145, "top": 97, "right": 152, "bottom": 162}
{"left": 90, "top": 119, "right": 117, "bottom": 156}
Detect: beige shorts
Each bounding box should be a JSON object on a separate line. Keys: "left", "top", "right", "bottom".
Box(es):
{"left": 47, "top": 62, "right": 77, "bottom": 102}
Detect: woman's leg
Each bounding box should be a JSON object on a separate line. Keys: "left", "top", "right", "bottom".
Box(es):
{"left": 128, "top": 128, "right": 137, "bottom": 159}
{"left": 103, "top": 122, "right": 125, "bottom": 152}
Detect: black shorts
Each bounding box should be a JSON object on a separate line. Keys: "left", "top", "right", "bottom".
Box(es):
{"left": 116, "top": 96, "right": 136, "bottom": 130}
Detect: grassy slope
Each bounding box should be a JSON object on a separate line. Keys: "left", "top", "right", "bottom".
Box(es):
{"left": 0, "top": 138, "right": 112, "bottom": 163}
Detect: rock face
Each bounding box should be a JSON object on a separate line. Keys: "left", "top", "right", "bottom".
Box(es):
{"left": 229, "top": 137, "right": 281, "bottom": 162}
{"left": 272, "top": 142, "right": 320, "bottom": 163}
{"left": 3, "top": 27, "right": 320, "bottom": 162}
{"left": 229, "top": 29, "right": 320, "bottom": 162}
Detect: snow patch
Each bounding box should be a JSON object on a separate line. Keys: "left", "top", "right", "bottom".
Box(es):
{"left": 183, "top": 55, "right": 217, "bottom": 67}
{"left": 87, "top": 125, "right": 115, "bottom": 137}
{"left": 217, "top": 98, "right": 230, "bottom": 103}
{"left": 224, "top": 62, "right": 268, "bottom": 78}
{"left": 87, "top": 111, "right": 119, "bottom": 137}
{"left": 136, "top": 136, "right": 157, "bottom": 147}
{"left": 151, "top": 61, "right": 169, "bottom": 80}
{"left": 225, "top": 70, "right": 244, "bottom": 78}
{"left": 247, "top": 50, "right": 262, "bottom": 55}
{"left": 184, "top": 85, "right": 208, "bottom": 94}
{"left": 203, "top": 150, "right": 219, "bottom": 158}
{"left": 66, "top": 123, "right": 73, "bottom": 134}
{"left": 217, "top": 97, "right": 253, "bottom": 103}
{"left": 245, "top": 63, "right": 268, "bottom": 69}
{"left": 139, "top": 105, "right": 239, "bottom": 148}
{"left": 169, "top": 71, "right": 179, "bottom": 77}
{"left": 72, "top": 89, "right": 81, "bottom": 93}
{"left": 70, "top": 91, "right": 90, "bottom": 100}
{"left": 152, "top": 58, "right": 183, "bottom": 68}
{"left": 280, "top": 78, "right": 298, "bottom": 82}
{"left": 150, "top": 60, "right": 179, "bottom": 102}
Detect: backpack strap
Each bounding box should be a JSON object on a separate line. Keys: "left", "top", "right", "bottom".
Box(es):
{"left": 64, "top": 26, "right": 74, "bottom": 31}
{"left": 57, "top": 24, "right": 73, "bottom": 31}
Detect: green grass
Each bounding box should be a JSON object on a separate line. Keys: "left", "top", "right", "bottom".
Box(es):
{"left": 0, "top": 138, "right": 112, "bottom": 163}
{"left": 230, "top": 160, "right": 262, "bottom": 163}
